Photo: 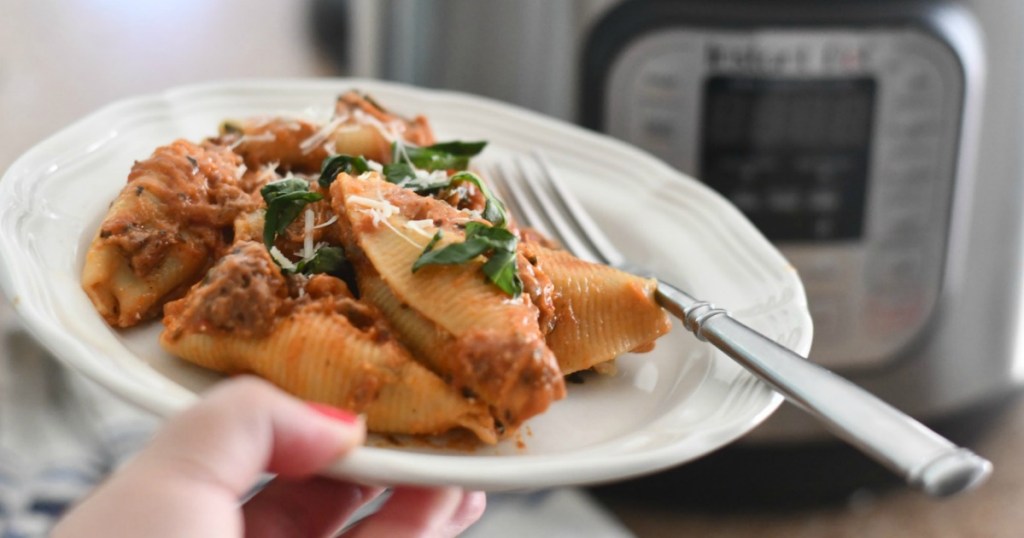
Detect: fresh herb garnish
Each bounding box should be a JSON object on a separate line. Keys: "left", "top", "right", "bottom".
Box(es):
{"left": 382, "top": 162, "right": 417, "bottom": 185}
{"left": 447, "top": 171, "right": 508, "bottom": 227}
{"left": 259, "top": 179, "right": 351, "bottom": 277}
{"left": 260, "top": 179, "right": 324, "bottom": 247}
{"left": 394, "top": 140, "right": 487, "bottom": 171}
{"left": 318, "top": 154, "right": 370, "bottom": 188}
{"left": 219, "top": 120, "right": 244, "bottom": 135}
{"left": 294, "top": 245, "right": 349, "bottom": 276}
{"left": 382, "top": 162, "right": 451, "bottom": 195}
{"left": 413, "top": 222, "right": 522, "bottom": 297}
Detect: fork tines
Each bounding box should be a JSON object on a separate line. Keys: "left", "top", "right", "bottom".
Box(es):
{"left": 487, "top": 151, "right": 625, "bottom": 268}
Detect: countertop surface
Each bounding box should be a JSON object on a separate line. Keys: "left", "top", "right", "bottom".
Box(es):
{"left": 2, "top": 1, "right": 1022, "bottom": 536}
{"left": 598, "top": 398, "right": 1024, "bottom": 537}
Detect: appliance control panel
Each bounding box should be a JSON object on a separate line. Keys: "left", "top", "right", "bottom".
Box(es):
{"left": 602, "top": 26, "right": 967, "bottom": 371}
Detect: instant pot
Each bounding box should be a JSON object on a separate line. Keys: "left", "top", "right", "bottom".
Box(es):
{"left": 316, "top": 0, "right": 1024, "bottom": 502}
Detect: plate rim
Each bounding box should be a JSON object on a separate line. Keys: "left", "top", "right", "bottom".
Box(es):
{"left": 0, "top": 77, "right": 811, "bottom": 490}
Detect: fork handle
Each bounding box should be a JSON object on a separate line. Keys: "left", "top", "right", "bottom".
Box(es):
{"left": 654, "top": 281, "right": 992, "bottom": 497}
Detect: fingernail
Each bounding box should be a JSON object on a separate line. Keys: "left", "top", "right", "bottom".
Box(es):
{"left": 307, "top": 402, "right": 360, "bottom": 425}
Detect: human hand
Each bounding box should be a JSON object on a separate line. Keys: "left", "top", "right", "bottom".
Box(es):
{"left": 51, "top": 376, "right": 486, "bottom": 537}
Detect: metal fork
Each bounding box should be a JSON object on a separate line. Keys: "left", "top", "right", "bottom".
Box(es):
{"left": 491, "top": 151, "right": 992, "bottom": 497}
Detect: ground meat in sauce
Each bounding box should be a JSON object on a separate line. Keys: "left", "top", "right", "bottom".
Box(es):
{"left": 216, "top": 118, "right": 329, "bottom": 174}
{"left": 99, "top": 140, "right": 255, "bottom": 275}
{"left": 301, "top": 275, "right": 391, "bottom": 343}
{"left": 164, "top": 241, "right": 289, "bottom": 339}
{"left": 439, "top": 180, "right": 487, "bottom": 215}
{"left": 354, "top": 177, "right": 483, "bottom": 234}
{"left": 454, "top": 330, "right": 565, "bottom": 428}
{"left": 517, "top": 244, "right": 558, "bottom": 335}
{"left": 518, "top": 226, "right": 561, "bottom": 250}
{"left": 126, "top": 139, "right": 253, "bottom": 226}
{"left": 335, "top": 91, "right": 436, "bottom": 147}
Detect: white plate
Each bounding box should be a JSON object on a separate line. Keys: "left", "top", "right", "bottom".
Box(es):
{"left": 0, "top": 79, "right": 812, "bottom": 491}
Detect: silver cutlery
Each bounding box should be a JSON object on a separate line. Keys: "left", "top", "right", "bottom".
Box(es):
{"left": 489, "top": 151, "right": 992, "bottom": 497}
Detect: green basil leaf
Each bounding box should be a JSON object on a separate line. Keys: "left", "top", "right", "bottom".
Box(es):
{"left": 395, "top": 140, "right": 487, "bottom": 171}
{"left": 448, "top": 172, "right": 508, "bottom": 227}
{"left": 384, "top": 162, "right": 450, "bottom": 195}
{"left": 411, "top": 223, "right": 521, "bottom": 297}
{"left": 425, "top": 141, "right": 487, "bottom": 157}
{"left": 412, "top": 231, "right": 491, "bottom": 271}
{"left": 465, "top": 221, "right": 518, "bottom": 250}
{"left": 219, "top": 120, "right": 244, "bottom": 135}
{"left": 294, "top": 246, "right": 349, "bottom": 275}
{"left": 260, "top": 179, "right": 323, "bottom": 247}
{"left": 318, "top": 154, "right": 370, "bottom": 188}
{"left": 382, "top": 162, "right": 417, "bottom": 185}
{"left": 482, "top": 248, "right": 523, "bottom": 297}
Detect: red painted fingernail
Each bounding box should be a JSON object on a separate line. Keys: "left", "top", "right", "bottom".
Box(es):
{"left": 307, "top": 402, "right": 359, "bottom": 424}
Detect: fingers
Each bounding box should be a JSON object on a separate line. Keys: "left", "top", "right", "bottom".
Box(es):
{"left": 345, "top": 487, "right": 487, "bottom": 538}
{"left": 53, "top": 376, "right": 366, "bottom": 537}
{"left": 440, "top": 490, "right": 488, "bottom": 537}
{"left": 243, "top": 478, "right": 384, "bottom": 538}
{"left": 137, "top": 376, "right": 365, "bottom": 495}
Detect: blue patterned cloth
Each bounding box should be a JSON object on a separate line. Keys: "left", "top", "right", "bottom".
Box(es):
{"left": 0, "top": 301, "right": 632, "bottom": 537}
{"left": 0, "top": 302, "right": 158, "bottom": 537}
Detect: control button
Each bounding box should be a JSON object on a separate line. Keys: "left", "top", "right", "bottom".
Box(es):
{"left": 873, "top": 202, "right": 931, "bottom": 241}
{"left": 813, "top": 218, "right": 838, "bottom": 239}
{"left": 884, "top": 162, "right": 933, "bottom": 186}
{"left": 807, "top": 293, "right": 845, "bottom": 344}
{"left": 862, "top": 293, "right": 926, "bottom": 339}
{"left": 730, "top": 190, "right": 761, "bottom": 212}
{"left": 808, "top": 189, "right": 840, "bottom": 213}
{"left": 888, "top": 116, "right": 941, "bottom": 139}
{"left": 632, "top": 108, "right": 682, "bottom": 153}
{"left": 865, "top": 246, "right": 925, "bottom": 294}
{"left": 636, "top": 54, "right": 686, "bottom": 103}
{"left": 767, "top": 188, "right": 801, "bottom": 213}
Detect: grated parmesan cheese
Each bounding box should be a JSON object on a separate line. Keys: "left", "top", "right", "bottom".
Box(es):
{"left": 269, "top": 246, "right": 296, "bottom": 271}
{"left": 303, "top": 209, "right": 314, "bottom": 259}
{"left": 312, "top": 215, "right": 338, "bottom": 230}
{"left": 299, "top": 114, "right": 347, "bottom": 155}
{"left": 347, "top": 193, "right": 424, "bottom": 249}
{"left": 398, "top": 168, "right": 448, "bottom": 191}
{"left": 228, "top": 131, "right": 276, "bottom": 150}
{"left": 404, "top": 219, "right": 436, "bottom": 238}
{"left": 347, "top": 194, "right": 399, "bottom": 226}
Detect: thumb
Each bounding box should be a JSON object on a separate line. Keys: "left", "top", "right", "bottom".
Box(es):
{"left": 53, "top": 376, "right": 365, "bottom": 538}
{"left": 138, "top": 376, "right": 365, "bottom": 494}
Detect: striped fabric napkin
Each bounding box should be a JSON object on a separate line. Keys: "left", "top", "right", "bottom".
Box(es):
{"left": 0, "top": 300, "right": 158, "bottom": 537}
{"left": 0, "top": 300, "right": 632, "bottom": 537}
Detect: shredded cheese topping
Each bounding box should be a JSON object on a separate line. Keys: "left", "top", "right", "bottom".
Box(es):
{"left": 347, "top": 195, "right": 399, "bottom": 226}
{"left": 312, "top": 215, "right": 338, "bottom": 230}
{"left": 229, "top": 131, "right": 276, "bottom": 150}
{"left": 397, "top": 168, "right": 448, "bottom": 191}
{"left": 299, "top": 114, "right": 347, "bottom": 155}
{"left": 303, "top": 209, "right": 314, "bottom": 259}
{"left": 269, "top": 246, "right": 296, "bottom": 271}
{"left": 404, "top": 219, "right": 436, "bottom": 238}
{"left": 347, "top": 193, "right": 425, "bottom": 249}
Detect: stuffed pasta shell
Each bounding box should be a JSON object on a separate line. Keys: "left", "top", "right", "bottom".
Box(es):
{"left": 160, "top": 241, "right": 498, "bottom": 443}
{"left": 82, "top": 90, "right": 675, "bottom": 446}
{"left": 81, "top": 140, "right": 253, "bottom": 327}
{"left": 329, "top": 171, "right": 566, "bottom": 432}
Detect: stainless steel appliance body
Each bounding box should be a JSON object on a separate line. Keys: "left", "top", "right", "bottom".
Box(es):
{"left": 340, "top": 0, "right": 1024, "bottom": 443}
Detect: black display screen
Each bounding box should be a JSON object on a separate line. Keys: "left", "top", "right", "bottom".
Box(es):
{"left": 699, "top": 77, "right": 876, "bottom": 241}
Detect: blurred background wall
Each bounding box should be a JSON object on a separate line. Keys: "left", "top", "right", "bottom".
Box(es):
{"left": 0, "top": 0, "right": 333, "bottom": 172}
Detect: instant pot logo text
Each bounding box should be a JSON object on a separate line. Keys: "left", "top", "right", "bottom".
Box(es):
{"left": 705, "top": 42, "right": 867, "bottom": 73}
